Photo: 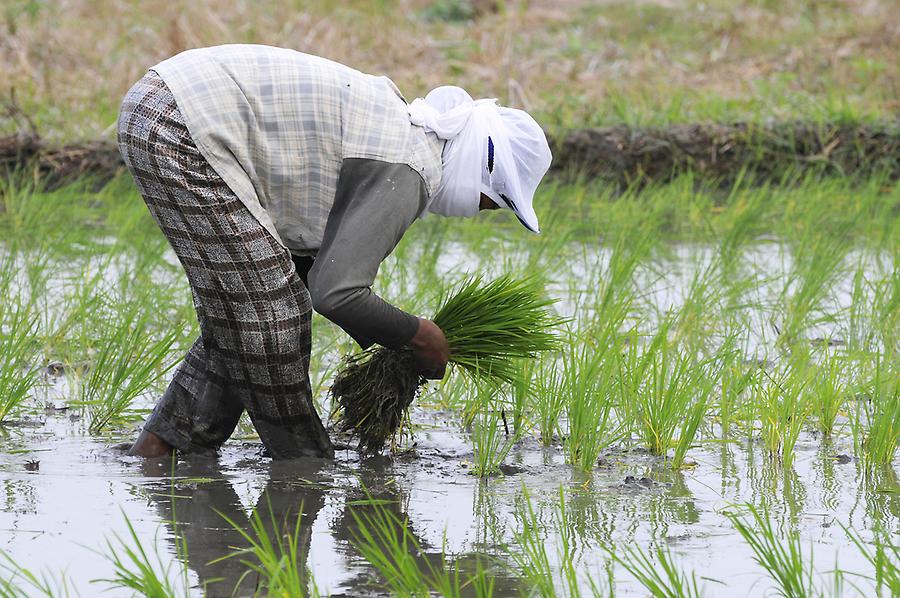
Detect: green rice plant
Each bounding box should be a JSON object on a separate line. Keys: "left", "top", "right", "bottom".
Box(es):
{"left": 75, "top": 304, "right": 179, "bottom": 434}
{"left": 508, "top": 358, "right": 537, "bottom": 435}
{"left": 725, "top": 504, "right": 816, "bottom": 598}
{"left": 844, "top": 525, "right": 900, "bottom": 597}
{"left": 532, "top": 354, "right": 566, "bottom": 446}
{"left": 776, "top": 225, "right": 849, "bottom": 350}
{"left": 215, "top": 500, "right": 322, "bottom": 597}
{"left": 94, "top": 511, "right": 191, "bottom": 598}
{"left": 752, "top": 366, "right": 809, "bottom": 469}
{"left": 604, "top": 542, "right": 710, "bottom": 598}
{"left": 618, "top": 325, "right": 716, "bottom": 468}
{"left": 0, "top": 552, "right": 72, "bottom": 597}
{"left": 717, "top": 350, "right": 756, "bottom": 438}
{"left": 851, "top": 356, "right": 900, "bottom": 472}
{"left": 807, "top": 349, "right": 849, "bottom": 437}
{"left": 429, "top": 274, "right": 563, "bottom": 383}
{"left": 349, "top": 493, "right": 493, "bottom": 597}
{"left": 332, "top": 274, "right": 562, "bottom": 452}
{"left": 508, "top": 486, "right": 591, "bottom": 598}
{"left": 470, "top": 381, "right": 525, "bottom": 477}
{"left": 561, "top": 334, "right": 620, "bottom": 472}
{"left": 0, "top": 302, "right": 39, "bottom": 423}
{"left": 873, "top": 263, "right": 899, "bottom": 357}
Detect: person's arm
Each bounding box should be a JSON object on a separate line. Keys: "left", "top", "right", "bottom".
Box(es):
{"left": 307, "top": 158, "right": 425, "bottom": 350}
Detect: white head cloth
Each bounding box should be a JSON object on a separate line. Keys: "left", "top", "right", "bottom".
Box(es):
{"left": 408, "top": 86, "right": 552, "bottom": 232}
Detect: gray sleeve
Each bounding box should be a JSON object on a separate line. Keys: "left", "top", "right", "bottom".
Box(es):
{"left": 307, "top": 158, "right": 426, "bottom": 350}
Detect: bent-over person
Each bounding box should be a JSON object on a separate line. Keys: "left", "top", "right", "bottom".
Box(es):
{"left": 117, "top": 44, "right": 552, "bottom": 459}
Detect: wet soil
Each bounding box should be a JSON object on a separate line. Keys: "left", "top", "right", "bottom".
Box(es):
{"left": 3, "top": 120, "right": 899, "bottom": 191}
{"left": 1, "top": 403, "right": 896, "bottom": 596}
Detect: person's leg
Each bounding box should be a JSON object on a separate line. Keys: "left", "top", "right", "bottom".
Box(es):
{"left": 118, "top": 72, "right": 332, "bottom": 459}
{"left": 132, "top": 336, "right": 244, "bottom": 456}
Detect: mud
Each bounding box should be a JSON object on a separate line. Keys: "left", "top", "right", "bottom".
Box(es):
{"left": 1, "top": 399, "right": 897, "bottom": 596}
{"left": 551, "top": 121, "right": 900, "bottom": 185}
{"left": 3, "top": 120, "right": 899, "bottom": 191}
{"left": 0, "top": 241, "right": 896, "bottom": 595}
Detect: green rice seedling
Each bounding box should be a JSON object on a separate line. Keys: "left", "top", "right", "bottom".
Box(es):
{"left": 717, "top": 348, "right": 756, "bottom": 438}
{"left": 851, "top": 356, "right": 900, "bottom": 472}
{"left": 0, "top": 552, "right": 72, "bottom": 597}
{"left": 349, "top": 493, "right": 493, "bottom": 597}
{"left": 562, "top": 334, "right": 620, "bottom": 472}
{"left": 716, "top": 176, "right": 769, "bottom": 273}
{"left": 332, "top": 274, "right": 562, "bottom": 453}
{"left": 752, "top": 366, "right": 809, "bottom": 469}
{"left": 76, "top": 305, "right": 179, "bottom": 434}
{"left": 94, "top": 511, "right": 192, "bottom": 598}
{"left": 844, "top": 525, "right": 899, "bottom": 597}
{"left": 618, "top": 325, "right": 716, "bottom": 468}
{"left": 469, "top": 378, "right": 529, "bottom": 477}
{"left": 873, "top": 264, "right": 899, "bottom": 357}
{"left": 605, "top": 542, "right": 710, "bottom": 598}
{"left": 844, "top": 257, "right": 880, "bottom": 353}
{"left": 532, "top": 354, "right": 566, "bottom": 446}
{"left": 725, "top": 504, "right": 816, "bottom": 598}
{"left": 807, "top": 349, "right": 849, "bottom": 437}
{"left": 0, "top": 302, "right": 39, "bottom": 423}
{"left": 215, "top": 500, "right": 322, "bottom": 597}
{"left": 508, "top": 358, "right": 537, "bottom": 435}
{"left": 776, "top": 225, "right": 849, "bottom": 350}
{"left": 507, "top": 485, "right": 609, "bottom": 597}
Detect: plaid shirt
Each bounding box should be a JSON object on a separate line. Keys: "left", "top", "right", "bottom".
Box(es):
{"left": 152, "top": 44, "right": 443, "bottom": 254}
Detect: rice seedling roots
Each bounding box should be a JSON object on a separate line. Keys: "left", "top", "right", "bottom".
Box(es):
{"left": 330, "top": 346, "right": 425, "bottom": 454}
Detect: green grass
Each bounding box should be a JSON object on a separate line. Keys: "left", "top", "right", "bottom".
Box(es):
{"left": 0, "top": 158, "right": 898, "bottom": 596}
{"left": 851, "top": 356, "right": 900, "bottom": 472}
{"left": 469, "top": 380, "right": 524, "bottom": 478}
{"left": 348, "top": 491, "right": 494, "bottom": 597}
{"left": 808, "top": 349, "right": 849, "bottom": 437}
{"left": 561, "top": 333, "right": 620, "bottom": 471}
{"left": 431, "top": 274, "right": 563, "bottom": 385}
{"left": 618, "top": 324, "right": 717, "bottom": 468}
{"left": 215, "top": 500, "right": 323, "bottom": 597}
{"left": 753, "top": 365, "right": 809, "bottom": 470}
{"left": 605, "top": 542, "right": 711, "bottom": 598}
{"left": 73, "top": 304, "right": 179, "bottom": 434}
{"left": 0, "top": 301, "right": 39, "bottom": 423}
{"left": 844, "top": 525, "right": 900, "bottom": 597}
{"left": 94, "top": 511, "right": 192, "bottom": 598}
{"left": 725, "top": 504, "right": 817, "bottom": 598}
{"left": 0, "top": 552, "right": 71, "bottom": 598}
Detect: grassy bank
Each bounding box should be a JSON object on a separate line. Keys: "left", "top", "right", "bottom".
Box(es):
{"left": 2, "top": 0, "right": 898, "bottom": 140}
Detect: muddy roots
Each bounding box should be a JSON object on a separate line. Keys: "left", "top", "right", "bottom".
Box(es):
{"left": 330, "top": 346, "right": 425, "bottom": 454}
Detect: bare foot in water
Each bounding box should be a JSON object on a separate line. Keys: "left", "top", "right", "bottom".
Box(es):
{"left": 128, "top": 430, "right": 174, "bottom": 458}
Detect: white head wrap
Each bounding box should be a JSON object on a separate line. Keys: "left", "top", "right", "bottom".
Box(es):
{"left": 408, "top": 86, "right": 552, "bottom": 233}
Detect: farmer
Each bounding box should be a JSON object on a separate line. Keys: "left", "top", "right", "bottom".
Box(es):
{"left": 117, "top": 44, "right": 552, "bottom": 460}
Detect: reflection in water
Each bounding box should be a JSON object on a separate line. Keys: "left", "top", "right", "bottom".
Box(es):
{"left": 746, "top": 443, "right": 807, "bottom": 526}
{"left": 140, "top": 454, "right": 522, "bottom": 597}
{"left": 860, "top": 465, "right": 900, "bottom": 533}
{"left": 143, "top": 456, "right": 329, "bottom": 597}
{"left": 816, "top": 439, "right": 843, "bottom": 514}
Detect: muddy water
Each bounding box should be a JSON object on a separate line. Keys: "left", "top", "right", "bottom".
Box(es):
{"left": 1, "top": 404, "right": 897, "bottom": 596}
{"left": 1, "top": 241, "right": 896, "bottom": 595}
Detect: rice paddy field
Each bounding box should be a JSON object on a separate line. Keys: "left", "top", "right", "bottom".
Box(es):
{"left": 1, "top": 0, "right": 900, "bottom": 596}
{"left": 0, "top": 168, "right": 896, "bottom": 596}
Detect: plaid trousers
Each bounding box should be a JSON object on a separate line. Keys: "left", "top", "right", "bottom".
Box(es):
{"left": 117, "top": 71, "right": 333, "bottom": 459}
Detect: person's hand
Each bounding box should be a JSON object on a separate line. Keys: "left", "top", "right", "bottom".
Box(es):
{"left": 409, "top": 318, "right": 450, "bottom": 379}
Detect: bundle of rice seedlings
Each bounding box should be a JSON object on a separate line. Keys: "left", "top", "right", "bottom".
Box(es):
{"left": 331, "top": 274, "right": 561, "bottom": 453}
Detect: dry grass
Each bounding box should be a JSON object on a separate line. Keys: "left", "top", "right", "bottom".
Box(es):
{"left": 1, "top": 0, "right": 898, "bottom": 140}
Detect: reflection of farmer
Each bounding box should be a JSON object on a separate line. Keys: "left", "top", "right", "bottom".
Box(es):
{"left": 117, "top": 45, "right": 551, "bottom": 459}
{"left": 145, "top": 458, "right": 328, "bottom": 597}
